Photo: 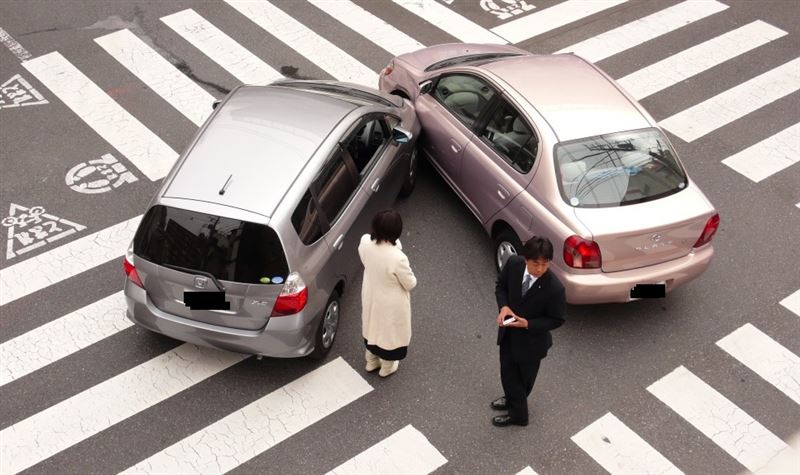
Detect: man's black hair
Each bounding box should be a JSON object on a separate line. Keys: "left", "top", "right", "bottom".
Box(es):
{"left": 521, "top": 236, "right": 554, "bottom": 261}
{"left": 371, "top": 209, "right": 403, "bottom": 245}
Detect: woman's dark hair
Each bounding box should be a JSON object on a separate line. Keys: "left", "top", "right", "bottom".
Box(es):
{"left": 371, "top": 210, "right": 403, "bottom": 245}
{"left": 521, "top": 236, "right": 554, "bottom": 261}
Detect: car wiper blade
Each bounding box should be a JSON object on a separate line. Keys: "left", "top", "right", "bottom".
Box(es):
{"left": 161, "top": 263, "right": 225, "bottom": 292}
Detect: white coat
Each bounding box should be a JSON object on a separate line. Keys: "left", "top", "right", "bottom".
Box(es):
{"left": 358, "top": 234, "right": 417, "bottom": 350}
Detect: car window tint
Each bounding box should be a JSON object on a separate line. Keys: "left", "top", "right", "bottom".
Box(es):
{"left": 313, "top": 153, "right": 358, "bottom": 225}
{"left": 434, "top": 74, "right": 495, "bottom": 127}
{"left": 479, "top": 100, "right": 537, "bottom": 173}
{"left": 291, "top": 190, "right": 324, "bottom": 245}
{"left": 344, "top": 118, "right": 390, "bottom": 178}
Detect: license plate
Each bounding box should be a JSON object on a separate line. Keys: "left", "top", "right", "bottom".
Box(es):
{"left": 184, "top": 291, "right": 230, "bottom": 310}
{"left": 630, "top": 282, "right": 666, "bottom": 299}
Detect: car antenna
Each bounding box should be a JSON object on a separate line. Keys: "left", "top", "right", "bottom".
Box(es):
{"left": 219, "top": 174, "right": 233, "bottom": 195}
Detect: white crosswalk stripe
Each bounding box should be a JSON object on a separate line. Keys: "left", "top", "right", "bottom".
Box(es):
{"left": 121, "top": 357, "right": 371, "bottom": 474}
{"left": 21, "top": 52, "right": 179, "bottom": 181}
{"left": 161, "top": 9, "right": 283, "bottom": 85}
{"left": 392, "top": 0, "right": 506, "bottom": 44}
{"left": 325, "top": 425, "right": 447, "bottom": 475}
{"left": 721, "top": 123, "right": 800, "bottom": 182}
{"left": 516, "top": 467, "right": 539, "bottom": 475}
{"left": 557, "top": 0, "right": 729, "bottom": 62}
{"left": 780, "top": 289, "right": 800, "bottom": 317}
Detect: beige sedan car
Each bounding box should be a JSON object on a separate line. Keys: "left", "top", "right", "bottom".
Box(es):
{"left": 379, "top": 43, "right": 720, "bottom": 304}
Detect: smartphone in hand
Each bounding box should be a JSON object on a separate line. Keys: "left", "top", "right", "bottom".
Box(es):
{"left": 502, "top": 316, "right": 517, "bottom": 326}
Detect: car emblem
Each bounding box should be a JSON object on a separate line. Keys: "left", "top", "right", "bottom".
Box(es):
{"left": 194, "top": 277, "right": 208, "bottom": 289}
{"left": 650, "top": 233, "right": 663, "bottom": 243}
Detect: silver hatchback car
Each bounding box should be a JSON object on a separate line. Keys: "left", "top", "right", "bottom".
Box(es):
{"left": 124, "top": 81, "right": 420, "bottom": 358}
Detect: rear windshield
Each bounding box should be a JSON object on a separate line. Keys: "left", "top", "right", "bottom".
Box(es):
{"left": 555, "top": 129, "right": 687, "bottom": 208}
{"left": 133, "top": 205, "right": 289, "bottom": 284}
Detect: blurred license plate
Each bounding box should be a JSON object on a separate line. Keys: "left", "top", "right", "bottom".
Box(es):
{"left": 184, "top": 291, "right": 230, "bottom": 310}
{"left": 630, "top": 282, "right": 666, "bottom": 299}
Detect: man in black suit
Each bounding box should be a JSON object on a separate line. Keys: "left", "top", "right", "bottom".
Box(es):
{"left": 491, "top": 236, "right": 566, "bottom": 427}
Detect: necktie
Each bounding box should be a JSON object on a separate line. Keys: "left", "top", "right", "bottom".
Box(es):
{"left": 522, "top": 274, "right": 533, "bottom": 295}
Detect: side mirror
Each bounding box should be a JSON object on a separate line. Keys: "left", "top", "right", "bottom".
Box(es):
{"left": 212, "top": 100, "right": 221, "bottom": 110}
{"left": 419, "top": 80, "right": 433, "bottom": 95}
{"left": 392, "top": 127, "right": 413, "bottom": 144}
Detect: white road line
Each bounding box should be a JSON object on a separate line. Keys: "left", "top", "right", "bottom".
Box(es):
{"left": 660, "top": 57, "right": 800, "bottom": 142}
{"left": 121, "top": 357, "right": 372, "bottom": 475}
{"left": 325, "top": 425, "right": 447, "bottom": 475}
{"left": 225, "top": 0, "right": 378, "bottom": 87}
{"left": 647, "top": 366, "right": 791, "bottom": 473}
{"left": 0, "top": 26, "right": 32, "bottom": 61}
{"left": 491, "top": 0, "right": 628, "bottom": 44}
{"left": 557, "top": 0, "right": 728, "bottom": 62}
{"left": 21, "top": 52, "right": 178, "bottom": 181}
{"left": 721, "top": 123, "right": 800, "bottom": 182}
{"left": 516, "top": 467, "right": 540, "bottom": 475}
{"left": 0, "top": 215, "right": 140, "bottom": 307}
{"left": 0, "top": 344, "right": 245, "bottom": 475}
{"left": 572, "top": 412, "right": 683, "bottom": 475}
{"left": 781, "top": 289, "right": 800, "bottom": 317}
{"left": 0, "top": 292, "right": 130, "bottom": 387}
{"left": 391, "top": 0, "right": 506, "bottom": 44}
{"left": 95, "top": 29, "right": 215, "bottom": 127}
{"left": 618, "top": 21, "right": 786, "bottom": 100}
{"left": 307, "top": 0, "right": 425, "bottom": 57}
{"left": 161, "top": 9, "right": 282, "bottom": 85}
{"left": 717, "top": 323, "right": 800, "bottom": 405}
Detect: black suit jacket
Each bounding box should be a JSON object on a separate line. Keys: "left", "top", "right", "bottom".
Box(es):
{"left": 495, "top": 255, "right": 566, "bottom": 360}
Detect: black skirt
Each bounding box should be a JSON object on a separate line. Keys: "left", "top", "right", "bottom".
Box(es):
{"left": 364, "top": 339, "right": 408, "bottom": 361}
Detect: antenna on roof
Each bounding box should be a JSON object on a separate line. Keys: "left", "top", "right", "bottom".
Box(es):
{"left": 219, "top": 174, "right": 232, "bottom": 195}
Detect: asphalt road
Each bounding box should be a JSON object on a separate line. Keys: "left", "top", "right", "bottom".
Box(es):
{"left": 1, "top": 1, "right": 799, "bottom": 474}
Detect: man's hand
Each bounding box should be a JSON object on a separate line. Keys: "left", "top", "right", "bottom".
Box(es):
{"left": 505, "top": 315, "right": 528, "bottom": 329}
{"left": 496, "top": 306, "right": 516, "bottom": 326}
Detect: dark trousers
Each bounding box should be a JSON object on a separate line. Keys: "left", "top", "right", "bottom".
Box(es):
{"left": 499, "top": 341, "right": 541, "bottom": 423}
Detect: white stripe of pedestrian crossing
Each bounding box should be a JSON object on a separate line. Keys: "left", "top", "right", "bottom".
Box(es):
{"left": 780, "top": 289, "right": 800, "bottom": 317}
{"left": 0, "top": 344, "right": 246, "bottom": 475}
{"left": 0, "top": 215, "right": 140, "bottom": 307}
{"left": 721, "top": 123, "right": 800, "bottom": 182}
{"left": 225, "top": 0, "right": 378, "bottom": 87}
{"left": 660, "top": 57, "right": 800, "bottom": 142}
{"left": 121, "top": 357, "right": 371, "bottom": 474}
{"left": 308, "top": 0, "right": 425, "bottom": 56}
{"left": 95, "top": 29, "right": 215, "bottom": 127}
{"left": 572, "top": 412, "right": 683, "bottom": 475}
{"left": 161, "top": 9, "right": 282, "bottom": 85}
{"left": 391, "top": 0, "right": 506, "bottom": 44}
{"left": 491, "top": 0, "right": 628, "bottom": 44}
{"left": 22, "top": 52, "right": 178, "bottom": 180}
{"left": 325, "top": 425, "right": 447, "bottom": 475}
{"left": 0, "top": 291, "right": 129, "bottom": 387}
{"left": 618, "top": 21, "right": 786, "bottom": 100}
{"left": 647, "top": 366, "right": 791, "bottom": 473}
{"left": 717, "top": 323, "right": 800, "bottom": 405}
{"left": 516, "top": 467, "right": 539, "bottom": 475}
{"left": 557, "top": 0, "right": 728, "bottom": 63}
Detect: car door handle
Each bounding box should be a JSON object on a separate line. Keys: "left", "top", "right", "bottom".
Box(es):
{"left": 333, "top": 234, "right": 344, "bottom": 251}
{"left": 371, "top": 178, "right": 381, "bottom": 192}
{"left": 497, "top": 185, "right": 509, "bottom": 200}
{"left": 450, "top": 143, "right": 461, "bottom": 153}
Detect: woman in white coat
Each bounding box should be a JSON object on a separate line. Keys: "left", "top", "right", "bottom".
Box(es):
{"left": 358, "top": 210, "right": 417, "bottom": 377}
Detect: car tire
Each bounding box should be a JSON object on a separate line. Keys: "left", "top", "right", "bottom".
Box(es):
{"left": 309, "top": 291, "right": 340, "bottom": 360}
{"left": 398, "top": 145, "right": 419, "bottom": 199}
{"left": 494, "top": 228, "right": 522, "bottom": 273}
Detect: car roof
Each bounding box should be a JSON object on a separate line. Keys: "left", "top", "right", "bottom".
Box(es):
{"left": 163, "top": 85, "right": 358, "bottom": 218}
{"left": 481, "top": 54, "right": 651, "bottom": 142}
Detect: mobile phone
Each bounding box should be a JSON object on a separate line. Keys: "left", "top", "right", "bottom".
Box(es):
{"left": 502, "top": 316, "right": 517, "bottom": 326}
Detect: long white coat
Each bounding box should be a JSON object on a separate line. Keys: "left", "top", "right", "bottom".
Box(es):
{"left": 358, "top": 234, "right": 417, "bottom": 350}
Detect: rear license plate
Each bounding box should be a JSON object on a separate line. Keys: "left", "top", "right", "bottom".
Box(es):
{"left": 630, "top": 282, "right": 666, "bottom": 299}
{"left": 184, "top": 291, "right": 230, "bottom": 310}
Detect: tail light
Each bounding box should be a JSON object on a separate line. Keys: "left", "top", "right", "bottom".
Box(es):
{"left": 693, "top": 213, "right": 720, "bottom": 248}
{"left": 564, "top": 235, "right": 602, "bottom": 269}
{"left": 382, "top": 61, "right": 394, "bottom": 76}
{"left": 271, "top": 272, "right": 308, "bottom": 316}
{"left": 123, "top": 243, "right": 144, "bottom": 288}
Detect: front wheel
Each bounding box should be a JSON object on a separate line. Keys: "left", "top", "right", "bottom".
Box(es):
{"left": 309, "top": 291, "right": 340, "bottom": 360}
{"left": 398, "top": 146, "right": 419, "bottom": 199}
{"left": 494, "top": 229, "right": 522, "bottom": 273}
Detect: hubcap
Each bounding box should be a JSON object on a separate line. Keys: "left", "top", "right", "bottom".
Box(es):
{"left": 496, "top": 241, "right": 517, "bottom": 270}
{"left": 321, "top": 301, "right": 339, "bottom": 349}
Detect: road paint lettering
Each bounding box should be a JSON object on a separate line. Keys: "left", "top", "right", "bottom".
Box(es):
{"left": 0, "top": 26, "right": 31, "bottom": 61}
{"left": 721, "top": 122, "right": 799, "bottom": 183}
{"left": 65, "top": 153, "right": 138, "bottom": 194}
{"left": 2, "top": 204, "right": 85, "bottom": 260}
{"left": 0, "top": 74, "right": 47, "bottom": 109}
{"left": 480, "top": 0, "right": 535, "bottom": 21}
{"left": 392, "top": 0, "right": 507, "bottom": 44}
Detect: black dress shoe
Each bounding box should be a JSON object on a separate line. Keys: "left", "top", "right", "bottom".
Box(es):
{"left": 492, "top": 415, "right": 528, "bottom": 427}
{"left": 490, "top": 396, "right": 508, "bottom": 411}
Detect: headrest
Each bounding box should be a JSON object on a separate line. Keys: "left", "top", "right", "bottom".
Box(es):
{"left": 512, "top": 117, "right": 527, "bottom": 134}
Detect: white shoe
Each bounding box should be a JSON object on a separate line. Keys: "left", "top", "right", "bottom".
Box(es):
{"left": 379, "top": 360, "right": 399, "bottom": 377}
{"left": 365, "top": 350, "right": 380, "bottom": 372}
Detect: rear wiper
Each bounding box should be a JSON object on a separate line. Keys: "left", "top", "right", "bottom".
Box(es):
{"left": 161, "top": 263, "right": 225, "bottom": 292}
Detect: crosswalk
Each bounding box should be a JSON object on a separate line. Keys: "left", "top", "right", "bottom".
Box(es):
{"left": 1, "top": 0, "right": 799, "bottom": 473}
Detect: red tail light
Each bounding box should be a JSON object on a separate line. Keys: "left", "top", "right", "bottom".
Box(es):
{"left": 123, "top": 254, "right": 144, "bottom": 288}
{"left": 563, "top": 235, "right": 602, "bottom": 269}
{"left": 271, "top": 272, "right": 308, "bottom": 316}
{"left": 693, "top": 213, "right": 720, "bottom": 248}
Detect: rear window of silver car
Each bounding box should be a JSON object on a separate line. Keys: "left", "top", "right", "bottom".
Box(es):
{"left": 133, "top": 205, "right": 289, "bottom": 284}
{"left": 555, "top": 128, "right": 687, "bottom": 208}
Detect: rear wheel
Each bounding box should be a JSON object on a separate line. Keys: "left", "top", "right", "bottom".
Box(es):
{"left": 494, "top": 228, "right": 522, "bottom": 273}
{"left": 309, "top": 291, "right": 340, "bottom": 360}
{"left": 398, "top": 146, "right": 419, "bottom": 199}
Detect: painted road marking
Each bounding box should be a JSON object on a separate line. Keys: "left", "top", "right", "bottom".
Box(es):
{"left": 325, "top": 425, "right": 447, "bottom": 475}
{"left": 0, "top": 215, "right": 140, "bottom": 307}
{"left": 781, "top": 289, "right": 800, "bottom": 317}
{"left": 392, "top": 0, "right": 506, "bottom": 44}
{"left": 2, "top": 204, "right": 85, "bottom": 260}
{"left": 572, "top": 412, "right": 683, "bottom": 475}
{"left": 516, "top": 467, "right": 540, "bottom": 475}
{"left": 717, "top": 323, "right": 800, "bottom": 405}
{"left": 0, "top": 26, "right": 32, "bottom": 61}
{"left": 0, "top": 73, "right": 48, "bottom": 108}
{"left": 481, "top": 0, "right": 536, "bottom": 21}
{"left": 0, "top": 291, "right": 130, "bottom": 387}
{"left": 618, "top": 21, "right": 786, "bottom": 100}
{"left": 491, "top": 0, "right": 628, "bottom": 44}
{"left": 22, "top": 52, "right": 178, "bottom": 180}
{"left": 557, "top": 0, "right": 728, "bottom": 62}
{"left": 95, "top": 29, "right": 216, "bottom": 126}
{"left": 721, "top": 123, "right": 800, "bottom": 183}
{"left": 647, "top": 366, "right": 791, "bottom": 473}
{"left": 161, "top": 9, "right": 282, "bottom": 85}
{"left": 65, "top": 153, "right": 138, "bottom": 194}
{"left": 660, "top": 57, "right": 800, "bottom": 142}
{"left": 0, "top": 344, "right": 246, "bottom": 475}
{"left": 121, "top": 357, "right": 372, "bottom": 475}
{"left": 225, "top": 0, "right": 378, "bottom": 87}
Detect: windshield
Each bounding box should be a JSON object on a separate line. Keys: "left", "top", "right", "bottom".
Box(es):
{"left": 555, "top": 128, "right": 687, "bottom": 208}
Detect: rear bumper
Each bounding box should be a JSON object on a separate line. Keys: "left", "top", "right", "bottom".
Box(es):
{"left": 557, "top": 244, "right": 714, "bottom": 304}
{"left": 124, "top": 281, "right": 319, "bottom": 358}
